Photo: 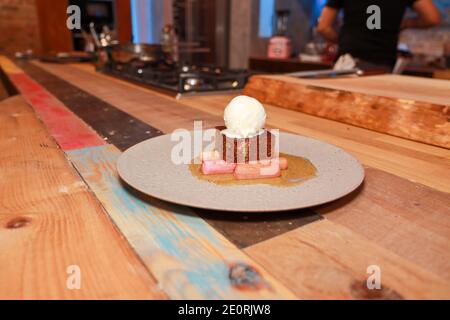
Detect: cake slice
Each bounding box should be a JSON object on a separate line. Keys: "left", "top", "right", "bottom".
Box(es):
{"left": 215, "top": 126, "right": 276, "bottom": 164}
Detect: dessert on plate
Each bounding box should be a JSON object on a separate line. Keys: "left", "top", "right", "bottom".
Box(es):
{"left": 189, "top": 95, "right": 317, "bottom": 187}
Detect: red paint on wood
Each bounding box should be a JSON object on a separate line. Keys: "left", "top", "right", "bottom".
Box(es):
{"left": 9, "top": 73, "right": 106, "bottom": 150}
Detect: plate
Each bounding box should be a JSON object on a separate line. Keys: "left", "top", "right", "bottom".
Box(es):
{"left": 117, "top": 132, "right": 364, "bottom": 212}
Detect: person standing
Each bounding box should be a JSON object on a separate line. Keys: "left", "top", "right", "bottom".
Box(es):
{"left": 317, "top": 0, "right": 441, "bottom": 71}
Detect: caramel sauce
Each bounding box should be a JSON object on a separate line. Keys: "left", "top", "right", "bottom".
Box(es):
{"left": 188, "top": 153, "right": 317, "bottom": 187}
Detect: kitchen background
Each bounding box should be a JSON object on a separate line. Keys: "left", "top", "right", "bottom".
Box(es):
{"left": 0, "top": 0, "right": 449, "bottom": 69}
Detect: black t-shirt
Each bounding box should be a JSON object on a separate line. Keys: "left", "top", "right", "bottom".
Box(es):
{"left": 326, "top": 0, "right": 417, "bottom": 66}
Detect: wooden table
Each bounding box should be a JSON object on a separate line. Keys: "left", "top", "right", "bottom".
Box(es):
{"left": 1, "top": 56, "right": 449, "bottom": 300}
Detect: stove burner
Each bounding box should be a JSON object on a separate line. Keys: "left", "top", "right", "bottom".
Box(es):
{"left": 103, "top": 61, "right": 250, "bottom": 95}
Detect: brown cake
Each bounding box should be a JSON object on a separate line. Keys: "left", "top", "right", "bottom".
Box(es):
{"left": 215, "top": 126, "right": 275, "bottom": 164}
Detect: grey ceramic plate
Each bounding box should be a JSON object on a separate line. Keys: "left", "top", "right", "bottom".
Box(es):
{"left": 117, "top": 132, "right": 365, "bottom": 212}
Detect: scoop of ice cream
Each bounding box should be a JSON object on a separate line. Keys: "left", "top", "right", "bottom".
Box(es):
{"left": 222, "top": 95, "right": 266, "bottom": 138}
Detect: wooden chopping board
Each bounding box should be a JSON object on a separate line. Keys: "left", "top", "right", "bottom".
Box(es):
{"left": 271, "top": 74, "right": 450, "bottom": 106}
{"left": 244, "top": 74, "right": 450, "bottom": 149}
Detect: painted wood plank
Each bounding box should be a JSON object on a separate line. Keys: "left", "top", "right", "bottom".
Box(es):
{"left": 32, "top": 61, "right": 225, "bottom": 132}
{"left": 18, "top": 61, "right": 163, "bottom": 151}
{"left": 67, "top": 144, "right": 296, "bottom": 300}
{"left": 0, "top": 56, "right": 105, "bottom": 150}
{"left": 9, "top": 72, "right": 106, "bottom": 151}
{"left": 245, "top": 219, "right": 450, "bottom": 299}
{"left": 0, "top": 96, "right": 165, "bottom": 299}
{"left": 243, "top": 75, "right": 450, "bottom": 149}
{"left": 268, "top": 74, "right": 450, "bottom": 106}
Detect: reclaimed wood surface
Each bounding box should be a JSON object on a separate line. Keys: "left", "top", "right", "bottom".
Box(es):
{"left": 2, "top": 59, "right": 296, "bottom": 299}
{"left": 245, "top": 219, "right": 450, "bottom": 299}
{"left": 2, "top": 58, "right": 449, "bottom": 299}
{"left": 29, "top": 61, "right": 450, "bottom": 270}
{"left": 270, "top": 74, "right": 450, "bottom": 106}
{"left": 31, "top": 61, "right": 450, "bottom": 194}
{"left": 31, "top": 61, "right": 225, "bottom": 133}
{"left": 67, "top": 145, "right": 296, "bottom": 300}
{"left": 243, "top": 75, "right": 450, "bottom": 149}
{"left": 16, "top": 61, "right": 325, "bottom": 249}
{"left": 0, "top": 96, "right": 165, "bottom": 299}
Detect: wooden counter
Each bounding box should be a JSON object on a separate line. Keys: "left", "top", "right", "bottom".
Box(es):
{"left": 1, "top": 56, "right": 449, "bottom": 299}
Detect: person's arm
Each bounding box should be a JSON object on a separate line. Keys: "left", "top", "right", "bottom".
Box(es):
{"left": 317, "top": 6, "right": 339, "bottom": 43}
{"left": 401, "top": 0, "right": 441, "bottom": 29}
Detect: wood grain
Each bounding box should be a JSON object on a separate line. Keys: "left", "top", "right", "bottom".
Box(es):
{"left": 317, "top": 167, "right": 450, "bottom": 282}
{"left": 265, "top": 74, "right": 450, "bottom": 106}
{"left": 17, "top": 61, "right": 163, "bottom": 151}
{"left": 31, "top": 61, "right": 225, "bottom": 133}
{"left": 0, "top": 96, "right": 165, "bottom": 299}
{"left": 35, "top": 0, "right": 73, "bottom": 54}
{"left": 67, "top": 145, "right": 296, "bottom": 300}
{"left": 245, "top": 219, "right": 450, "bottom": 299}
{"left": 0, "top": 57, "right": 106, "bottom": 150}
{"left": 243, "top": 75, "right": 450, "bottom": 149}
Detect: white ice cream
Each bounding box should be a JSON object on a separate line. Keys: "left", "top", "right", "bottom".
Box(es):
{"left": 222, "top": 95, "right": 266, "bottom": 138}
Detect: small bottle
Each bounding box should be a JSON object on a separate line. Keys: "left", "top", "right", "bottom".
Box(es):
{"left": 267, "top": 10, "right": 292, "bottom": 59}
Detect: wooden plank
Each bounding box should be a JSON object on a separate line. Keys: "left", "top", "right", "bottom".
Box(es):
{"left": 243, "top": 75, "right": 450, "bottom": 149}
{"left": 195, "top": 208, "right": 322, "bottom": 249}
{"left": 9, "top": 72, "right": 107, "bottom": 151}
{"left": 0, "top": 56, "right": 23, "bottom": 74}
{"left": 18, "top": 62, "right": 163, "bottom": 151}
{"left": 0, "top": 96, "right": 165, "bottom": 299}
{"left": 67, "top": 144, "right": 296, "bottom": 300}
{"left": 317, "top": 167, "right": 450, "bottom": 282}
{"left": 434, "top": 70, "right": 450, "bottom": 81}
{"left": 31, "top": 61, "right": 225, "bottom": 132}
{"left": 245, "top": 219, "right": 450, "bottom": 299}
{"left": 0, "top": 56, "right": 107, "bottom": 151}
{"left": 266, "top": 74, "right": 450, "bottom": 106}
